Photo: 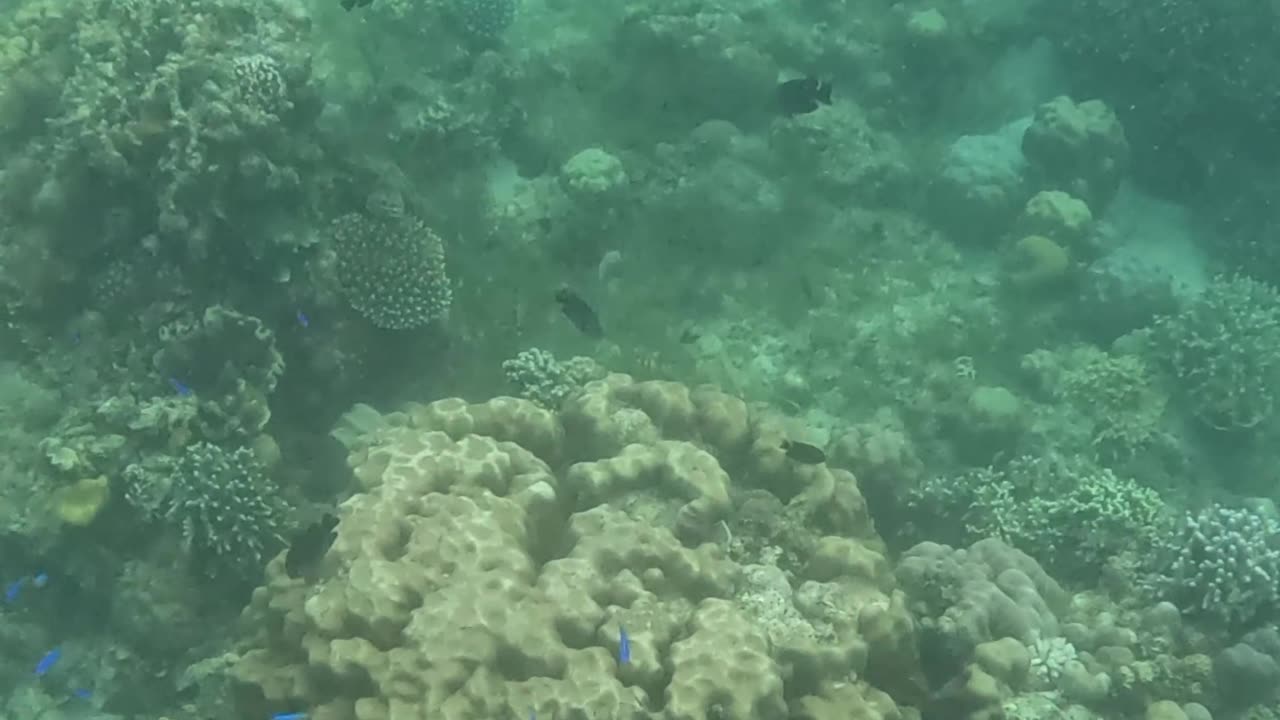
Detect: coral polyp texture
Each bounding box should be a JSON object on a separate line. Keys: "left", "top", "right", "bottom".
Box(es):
{"left": 234, "top": 376, "right": 919, "bottom": 720}
{"left": 330, "top": 212, "right": 453, "bottom": 330}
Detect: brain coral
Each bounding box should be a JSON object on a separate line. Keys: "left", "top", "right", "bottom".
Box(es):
{"left": 330, "top": 212, "right": 453, "bottom": 330}
{"left": 234, "top": 379, "right": 920, "bottom": 720}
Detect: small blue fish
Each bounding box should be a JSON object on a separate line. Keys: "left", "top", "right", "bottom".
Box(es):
{"left": 5, "top": 577, "right": 25, "bottom": 602}
{"left": 296, "top": 310, "right": 310, "bottom": 328}
{"left": 32, "top": 572, "right": 48, "bottom": 589}
{"left": 272, "top": 713, "right": 307, "bottom": 720}
{"left": 618, "top": 626, "right": 630, "bottom": 665}
{"left": 72, "top": 689, "right": 91, "bottom": 700}
{"left": 168, "top": 377, "right": 192, "bottom": 396}
{"left": 34, "top": 647, "right": 61, "bottom": 676}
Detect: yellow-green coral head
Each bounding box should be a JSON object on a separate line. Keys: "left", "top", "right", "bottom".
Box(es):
{"left": 54, "top": 476, "right": 110, "bottom": 526}
{"left": 1007, "top": 234, "right": 1070, "bottom": 288}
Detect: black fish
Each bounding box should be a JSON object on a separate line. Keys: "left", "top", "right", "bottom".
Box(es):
{"left": 777, "top": 77, "right": 832, "bottom": 116}
{"left": 555, "top": 288, "right": 604, "bottom": 338}
{"left": 285, "top": 513, "right": 339, "bottom": 578}
{"left": 781, "top": 439, "right": 826, "bottom": 464}
{"left": 341, "top": 0, "right": 373, "bottom": 11}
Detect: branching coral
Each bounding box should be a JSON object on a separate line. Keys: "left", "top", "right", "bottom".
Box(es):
{"left": 1022, "top": 345, "right": 1169, "bottom": 460}
{"left": 1146, "top": 275, "right": 1280, "bottom": 431}
{"left": 906, "top": 454, "right": 1167, "bottom": 580}
{"left": 1150, "top": 505, "right": 1280, "bottom": 629}
{"left": 502, "top": 348, "right": 603, "bottom": 409}
{"left": 158, "top": 441, "right": 286, "bottom": 580}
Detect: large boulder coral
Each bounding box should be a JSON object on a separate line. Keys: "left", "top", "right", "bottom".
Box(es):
{"left": 895, "top": 538, "right": 1068, "bottom": 671}
{"left": 1021, "top": 96, "right": 1129, "bottom": 210}
{"left": 234, "top": 379, "right": 921, "bottom": 719}
{"left": 930, "top": 119, "right": 1031, "bottom": 244}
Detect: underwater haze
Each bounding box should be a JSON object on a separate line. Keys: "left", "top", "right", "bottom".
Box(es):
{"left": 1, "top": 0, "right": 1279, "bottom": 718}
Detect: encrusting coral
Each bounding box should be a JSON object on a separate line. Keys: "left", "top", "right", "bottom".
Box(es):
{"left": 233, "top": 375, "right": 922, "bottom": 720}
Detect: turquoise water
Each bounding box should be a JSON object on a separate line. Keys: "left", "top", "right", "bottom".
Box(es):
{"left": 0, "top": 0, "right": 1277, "bottom": 718}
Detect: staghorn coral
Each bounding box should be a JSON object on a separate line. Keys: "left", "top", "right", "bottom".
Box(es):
{"left": 330, "top": 212, "right": 453, "bottom": 330}
{"left": 234, "top": 379, "right": 920, "bottom": 720}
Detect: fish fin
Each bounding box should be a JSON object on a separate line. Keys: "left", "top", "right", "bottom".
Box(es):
{"left": 817, "top": 81, "right": 833, "bottom": 105}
